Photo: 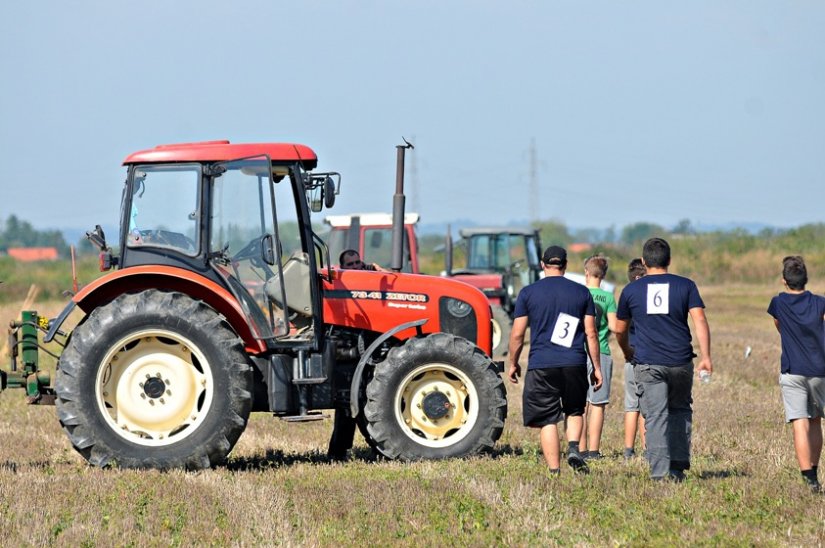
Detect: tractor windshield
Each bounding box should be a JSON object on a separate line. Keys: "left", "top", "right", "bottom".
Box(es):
{"left": 125, "top": 164, "right": 201, "bottom": 256}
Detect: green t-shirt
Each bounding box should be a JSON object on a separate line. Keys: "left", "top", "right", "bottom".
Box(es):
{"left": 589, "top": 286, "right": 617, "bottom": 355}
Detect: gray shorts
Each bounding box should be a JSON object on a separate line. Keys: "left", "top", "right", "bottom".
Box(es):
{"left": 780, "top": 373, "right": 825, "bottom": 422}
{"left": 586, "top": 353, "right": 613, "bottom": 405}
{"left": 624, "top": 361, "right": 640, "bottom": 412}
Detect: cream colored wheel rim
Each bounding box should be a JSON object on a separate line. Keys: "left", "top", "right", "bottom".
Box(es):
{"left": 95, "top": 329, "right": 214, "bottom": 447}
{"left": 491, "top": 318, "right": 503, "bottom": 350}
{"left": 394, "top": 363, "right": 479, "bottom": 448}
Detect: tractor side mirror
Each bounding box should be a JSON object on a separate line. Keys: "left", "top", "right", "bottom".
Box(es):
{"left": 323, "top": 177, "right": 336, "bottom": 209}
{"left": 261, "top": 235, "right": 276, "bottom": 266}
{"left": 309, "top": 186, "right": 323, "bottom": 212}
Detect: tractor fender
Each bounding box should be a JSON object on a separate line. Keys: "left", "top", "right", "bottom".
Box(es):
{"left": 52, "top": 266, "right": 266, "bottom": 354}
{"left": 349, "top": 318, "right": 428, "bottom": 417}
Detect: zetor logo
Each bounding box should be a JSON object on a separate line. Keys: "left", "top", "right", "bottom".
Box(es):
{"left": 348, "top": 290, "right": 429, "bottom": 303}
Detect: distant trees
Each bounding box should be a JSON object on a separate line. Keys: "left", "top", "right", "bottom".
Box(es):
{"left": 0, "top": 215, "right": 68, "bottom": 255}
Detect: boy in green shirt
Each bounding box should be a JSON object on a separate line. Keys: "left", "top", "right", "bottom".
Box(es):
{"left": 580, "top": 254, "right": 618, "bottom": 460}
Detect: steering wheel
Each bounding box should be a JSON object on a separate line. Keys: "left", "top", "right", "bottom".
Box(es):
{"left": 139, "top": 230, "right": 196, "bottom": 252}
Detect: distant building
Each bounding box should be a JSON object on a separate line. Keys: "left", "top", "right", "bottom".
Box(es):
{"left": 568, "top": 242, "right": 593, "bottom": 253}
{"left": 7, "top": 247, "right": 59, "bottom": 261}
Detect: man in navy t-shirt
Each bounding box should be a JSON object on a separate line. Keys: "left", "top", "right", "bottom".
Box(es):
{"left": 508, "top": 245, "right": 603, "bottom": 475}
{"left": 615, "top": 237, "right": 713, "bottom": 481}
{"left": 767, "top": 255, "right": 825, "bottom": 494}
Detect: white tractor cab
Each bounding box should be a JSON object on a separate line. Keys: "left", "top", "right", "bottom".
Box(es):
{"left": 323, "top": 212, "right": 420, "bottom": 273}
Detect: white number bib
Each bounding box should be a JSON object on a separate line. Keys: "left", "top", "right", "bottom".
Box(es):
{"left": 551, "top": 312, "right": 579, "bottom": 348}
{"left": 647, "top": 283, "right": 670, "bottom": 314}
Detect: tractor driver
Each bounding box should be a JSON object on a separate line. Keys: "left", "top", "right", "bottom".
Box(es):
{"left": 339, "top": 249, "right": 388, "bottom": 272}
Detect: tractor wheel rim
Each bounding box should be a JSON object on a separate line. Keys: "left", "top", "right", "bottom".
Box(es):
{"left": 393, "top": 362, "right": 479, "bottom": 448}
{"left": 96, "top": 329, "right": 213, "bottom": 447}
{"left": 491, "top": 319, "right": 503, "bottom": 350}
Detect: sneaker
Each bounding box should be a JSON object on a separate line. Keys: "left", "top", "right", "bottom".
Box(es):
{"left": 623, "top": 448, "right": 636, "bottom": 460}
{"left": 567, "top": 449, "right": 589, "bottom": 474}
{"left": 584, "top": 451, "right": 603, "bottom": 462}
{"left": 806, "top": 480, "right": 822, "bottom": 494}
{"left": 668, "top": 469, "right": 686, "bottom": 483}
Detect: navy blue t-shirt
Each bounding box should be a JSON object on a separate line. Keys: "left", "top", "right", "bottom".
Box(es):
{"left": 767, "top": 291, "right": 825, "bottom": 377}
{"left": 616, "top": 273, "right": 704, "bottom": 366}
{"left": 513, "top": 276, "right": 596, "bottom": 369}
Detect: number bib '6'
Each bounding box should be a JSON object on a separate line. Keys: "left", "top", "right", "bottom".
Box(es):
{"left": 647, "top": 283, "right": 670, "bottom": 314}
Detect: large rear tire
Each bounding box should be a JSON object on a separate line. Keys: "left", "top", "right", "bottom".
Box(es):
{"left": 364, "top": 333, "right": 507, "bottom": 460}
{"left": 491, "top": 305, "right": 512, "bottom": 357}
{"left": 55, "top": 290, "right": 254, "bottom": 470}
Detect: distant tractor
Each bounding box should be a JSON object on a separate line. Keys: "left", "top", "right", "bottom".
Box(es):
{"left": 323, "top": 212, "right": 420, "bottom": 273}
{"left": 2, "top": 140, "right": 507, "bottom": 470}
{"left": 443, "top": 227, "right": 543, "bottom": 356}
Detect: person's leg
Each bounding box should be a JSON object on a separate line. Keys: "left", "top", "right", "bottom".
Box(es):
{"left": 539, "top": 424, "right": 561, "bottom": 469}
{"left": 636, "top": 364, "right": 670, "bottom": 478}
{"left": 810, "top": 417, "right": 823, "bottom": 468}
{"left": 562, "top": 365, "right": 589, "bottom": 472}
{"left": 587, "top": 404, "right": 606, "bottom": 454}
{"left": 579, "top": 402, "right": 590, "bottom": 448}
{"left": 624, "top": 411, "right": 639, "bottom": 456}
{"left": 666, "top": 363, "right": 694, "bottom": 475}
{"left": 623, "top": 361, "right": 640, "bottom": 457}
{"left": 793, "top": 418, "right": 815, "bottom": 470}
{"left": 327, "top": 410, "right": 357, "bottom": 461}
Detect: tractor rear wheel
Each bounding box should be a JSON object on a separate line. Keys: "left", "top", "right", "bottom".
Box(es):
{"left": 364, "top": 333, "right": 507, "bottom": 460}
{"left": 55, "top": 290, "right": 254, "bottom": 470}
{"left": 491, "top": 305, "right": 512, "bottom": 357}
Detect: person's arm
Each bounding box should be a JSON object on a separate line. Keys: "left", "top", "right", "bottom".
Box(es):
{"left": 507, "top": 316, "right": 528, "bottom": 384}
{"left": 689, "top": 307, "right": 713, "bottom": 376}
{"left": 615, "top": 318, "right": 633, "bottom": 362}
{"left": 606, "top": 311, "right": 618, "bottom": 334}
{"left": 584, "top": 315, "right": 603, "bottom": 390}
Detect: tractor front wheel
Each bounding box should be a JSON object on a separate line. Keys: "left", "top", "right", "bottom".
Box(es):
{"left": 364, "top": 333, "right": 506, "bottom": 460}
{"left": 55, "top": 290, "right": 254, "bottom": 470}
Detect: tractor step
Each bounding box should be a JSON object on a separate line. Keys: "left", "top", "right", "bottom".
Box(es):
{"left": 280, "top": 412, "right": 329, "bottom": 422}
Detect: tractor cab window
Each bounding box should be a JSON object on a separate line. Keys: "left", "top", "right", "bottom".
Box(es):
{"left": 126, "top": 165, "right": 200, "bottom": 256}
{"left": 210, "top": 158, "right": 313, "bottom": 340}
{"left": 363, "top": 227, "right": 413, "bottom": 273}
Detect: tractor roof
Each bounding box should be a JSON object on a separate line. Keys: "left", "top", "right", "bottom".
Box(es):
{"left": 123, "top": 140, "right": 318, "bottom": 170}
{"left": 325, "top": 212, "right": 420, "bottom": 227}
{"left": 459, "top": 227, "right": 537, "bottom": 237}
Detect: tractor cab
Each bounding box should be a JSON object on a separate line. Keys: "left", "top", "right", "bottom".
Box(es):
{"left": 110, "top": 143, "right": 339, "bottom": 349}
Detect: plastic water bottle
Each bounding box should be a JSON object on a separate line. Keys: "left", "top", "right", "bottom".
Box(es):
{"left": 698, "top": 370, "right": 711, "bottom": 384}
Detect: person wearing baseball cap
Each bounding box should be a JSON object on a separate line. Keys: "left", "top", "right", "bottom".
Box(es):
{"left": 508, "top": 244, "right": 603, "bottom": 475}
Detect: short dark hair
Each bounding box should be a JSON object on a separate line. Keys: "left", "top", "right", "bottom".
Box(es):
{"left": 339, "top": 249, "right": 359, "bottom": 267}
{"left": 627, "top": 258, "right": 645, "bottom": 282}
{"left": 584, "top": 254, "right": 608, "bottom": 279}
{"left": 642, "top": 238, "right": 671, "bottom": 268}
{"left": 783, "top": 255, "right": 808, "bottom": 290}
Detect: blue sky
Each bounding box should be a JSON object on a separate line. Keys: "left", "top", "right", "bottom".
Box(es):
{"left": 1, "top": 2, "right": 823, "bottom": 234}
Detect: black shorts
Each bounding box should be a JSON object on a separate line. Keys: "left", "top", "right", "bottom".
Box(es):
{"left": 522, "top": 366, "right": 588, "bottom": 427}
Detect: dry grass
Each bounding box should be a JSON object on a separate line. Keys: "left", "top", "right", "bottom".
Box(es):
{"left": 1, "top": 285, "right": 825, "bottom": 546}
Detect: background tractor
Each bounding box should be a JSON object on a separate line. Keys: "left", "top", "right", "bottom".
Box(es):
{"left": 323, "top": 212, "right": 420, "bottom": 273}
{"left": 442, "top": 227, "right": 543, "bottom": 356}
{"left": 2, "top": 140, "right": 506, "bottom": 470}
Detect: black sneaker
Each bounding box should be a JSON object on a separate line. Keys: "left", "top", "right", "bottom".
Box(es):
{"left": 623, "top": 448, "right": 636, "bottom": 460}
{"left": 584, "top": 451, "right": 603, "bottom": 462}
{"left": 668, "top": 469, "right": 686, "bottom": 482}
{"left": 567, "top": 449, "right": 589, "bottom": 474}
{"left": 806, "top": 480, "right": 822, "bottom": 494}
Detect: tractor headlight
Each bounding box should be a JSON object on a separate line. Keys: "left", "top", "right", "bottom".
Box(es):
{"left": 445, "top": 297, "right": 472, "bottom": 318}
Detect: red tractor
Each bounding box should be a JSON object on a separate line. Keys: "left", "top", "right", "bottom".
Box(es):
{"left": 443, "top": 227, "right": 543, "bottom": 356}
{"left": 2, "top": 140, "right": 507, "bottom": 470}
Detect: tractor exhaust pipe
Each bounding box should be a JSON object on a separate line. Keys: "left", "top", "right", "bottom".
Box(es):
{"left": 391, "top": 138, "right": 414, "bottom": 272}
{"left": 445, "top": 224, "right": 453, "bottom": 276}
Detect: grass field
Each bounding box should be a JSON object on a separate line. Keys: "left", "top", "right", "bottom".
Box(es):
{"left": 0, "top": 284, "right": 824, "bottom": 546}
